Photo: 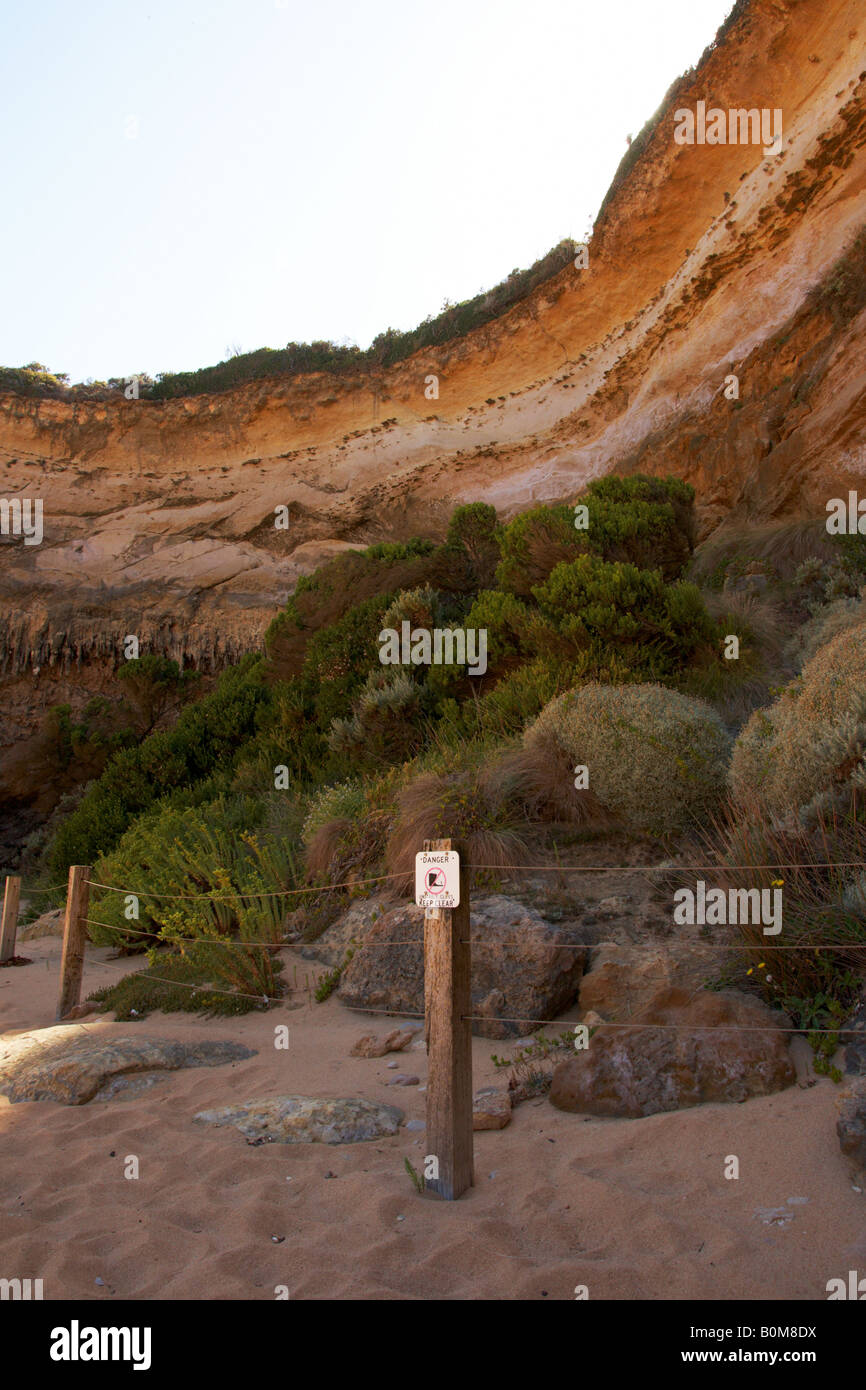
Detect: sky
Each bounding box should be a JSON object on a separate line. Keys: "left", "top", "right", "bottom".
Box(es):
{"left": 0, "top": 0, "right": 735, "bottom": 384}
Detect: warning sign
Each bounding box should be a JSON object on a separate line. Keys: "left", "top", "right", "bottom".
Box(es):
{"left": 415, "top": 850, "right": 461, "bottom": 909}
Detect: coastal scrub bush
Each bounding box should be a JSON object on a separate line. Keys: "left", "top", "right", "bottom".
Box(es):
{"left": 265, "top": 539, "right": 436, "bottom": 678}
{"left": 495, "top": 504, "right": 581, "bottom": 597}
{"left": 328, "top": 668, "right": 427, "bottom": 770}
{"left": 532, "top": 556, "right": 716, "bottom": 678}
{"left": 87, "top": 793, "right": 298, "bottom": 950}
{"left": 436, "top": 657, "right": 589, "bottom": 743}
{"left": 302, "top": 780, "right": 369, "bottom": 845}
{"left": 729, "top": 621, "right": 866, "bottom": 821}
{"left": 47, "top": 657, "right": 270, "bottom": 873}
{"left": 303, "top": 590, "right": 399, "bottom": 735}
{"left": 301, "top": 776, "right": 394, "bottom": 885}
{"left": 435, "top": 502, "right": 502, "bottom": 592}
{"left": 524, "top": 683, "right": 732, "bottom": 837}
{"left": 790, "top": 595, "right": 866, "bottom": 669}
{"left": 578, "top": 474, "right": 695, "bottom": 579}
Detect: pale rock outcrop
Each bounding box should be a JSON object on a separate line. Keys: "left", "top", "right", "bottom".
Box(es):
{"left": 0, "top": 1029, "right": 256, "bottom": 1105}
{"left": 194, "top": 1095, "right": 404, "bottom": 1144}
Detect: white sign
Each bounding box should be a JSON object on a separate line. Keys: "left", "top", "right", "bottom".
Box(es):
{"left": 415, "top": 850, "right": 460, "bottom": 908}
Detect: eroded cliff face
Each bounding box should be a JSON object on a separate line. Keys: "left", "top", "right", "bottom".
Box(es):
{"left": 1, "top": 0, "right": 865, "bottom": 835}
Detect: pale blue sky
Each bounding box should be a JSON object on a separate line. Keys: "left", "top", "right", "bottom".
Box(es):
{"left": 0, "top": 0, "right": 734, "bottom": 384}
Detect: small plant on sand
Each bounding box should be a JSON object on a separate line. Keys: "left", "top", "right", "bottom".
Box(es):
{"left": 774, "top": 957, "right": 861, "bottom": 1082}
{"left": 314, "top": 945, "right": 356, "bottom": 1002}
{"left": 491, "top": 1030, "right": 579, "bottom": 1101}
{"left": 404, "top": 1157, "right": 424, "bottom": 1195}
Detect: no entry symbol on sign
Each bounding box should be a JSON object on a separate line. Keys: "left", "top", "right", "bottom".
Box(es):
{"left": 415, "top": 851, "right": 460, "bottom": 908}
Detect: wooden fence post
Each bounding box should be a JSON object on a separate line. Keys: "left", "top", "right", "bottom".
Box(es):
{"left": 423, "top": 837, "right": 473, "bottom": 1200}
{"left": 56, "top": 866, "right": 91, "bottom": 1021}
{"left": 0, "top": 876, "right": 21, "bottom": 963}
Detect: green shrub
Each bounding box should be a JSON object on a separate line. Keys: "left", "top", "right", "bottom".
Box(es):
{"left": 232, "top": 676, "right": 324, "bottom": 794}
{"left": 579, "top": 473, "right": 695, "bottom": 579}
{"left": 525, "top": 683, "right": 732, "bottom": 837}
{"left": 303, "top": 590, "right": 399, "bottom": 736}
{"left": 302, "top": 780, "right": 369, "bottom": 846}
{"left": 379, "top": 585, "right": 444, "bottom": 638}
{"left": 532, "top": 555, "right": 715, "bottom": 678}
{"left": 791, "top": 596, "right": 866, "bottom": 669}
{"left": 116, "top": 653, "right": 201, "bottom": 735}
{"left": 495, "top": 504, "right": 580, "bottom": 597}
{"left": 88, "top": 793, "right": 298, "bottom": 950}
{"left": 437, "top": 657, "right": 588, "bottom": 742}
{"left": 47, "top": 657, "right": 270, "bottom": 872}
{"left": 453, "top": 589, "right": 538, "bottom": 678}
{"left": 265, "top": 540, "right": 436, "bottom": 679}
{"left": 87, "top": 951, "right": 283, "bottom": 1019}
{"left": 441, "top": 502, "right": 502, "bottom": 590}
{"left": 328, "top": 668, "right": 427, "bottom": 770}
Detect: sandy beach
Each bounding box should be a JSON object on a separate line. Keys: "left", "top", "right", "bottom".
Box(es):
{"left": 1, "top": 933, "right": 862, "bottom": 1302}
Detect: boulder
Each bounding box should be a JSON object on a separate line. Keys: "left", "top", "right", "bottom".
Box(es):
{"left": 837, "top": 1092, "right": 866, "bottom": 1177}
{"left": 194, "top": 1095, "right": 404, "bottom": 1144}
{"left": 578, "top": 942, "right": 717, "bottom": 1021}
{"left": 473, "top": 1087, "right": 512, "bottom": 1130}
{"left": 338, "top": 895, "right": 588, "bottom": 1039}
{"left": 19, "top": 907, "right": 64, "bottom": 940}
{"left": 549, "top": 986, "right": 795, "bottom": 1118}
{"left": 350, "top": 1024, "right": 422, "bottom": 1058}
{"left": 298, "top": 895, "right": 395, "bottom": 968}
{"left": 0, "top": 1029, "right": 256, "bottom": 1105}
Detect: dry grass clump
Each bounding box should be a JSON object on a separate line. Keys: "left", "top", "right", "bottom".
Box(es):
{"left": 301, "top": 779, "right": 393, "bottom": 885}
{"left": 691, "top": 520, "right": 835, "bottom": 586}
{"left": 383, "top": 765, "right": 535, "bottom": 888}
{"left": 709, "top": 797, "right": 866, "bottom": 1005}
{"left": 524, "top": 683, "right": 732, "bottom": 838}
{"left": 730, "top": 620, "right": 866, "bottom": 820}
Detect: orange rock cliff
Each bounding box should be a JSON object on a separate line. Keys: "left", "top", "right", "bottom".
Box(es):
{"left": 1, "top": 0, "right": 865, "bottom": 828}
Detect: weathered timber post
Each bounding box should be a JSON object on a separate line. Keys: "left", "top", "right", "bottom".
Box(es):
{"left": 0, "top": 876, "right": 21, "bottom": 963}
{"left": 422, "top": 837, "right": 473, "bottom": 1200}
{"left": 56, "top": 866, "right": 91, "bottom": 1021}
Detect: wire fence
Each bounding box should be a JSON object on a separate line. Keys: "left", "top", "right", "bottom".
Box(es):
{"left": 10, "top": 856, "right": 866, "bottom": 1037}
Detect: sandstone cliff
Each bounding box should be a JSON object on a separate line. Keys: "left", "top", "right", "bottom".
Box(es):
{"left": 2, "top": 0, "right": 865, "bottom": 835}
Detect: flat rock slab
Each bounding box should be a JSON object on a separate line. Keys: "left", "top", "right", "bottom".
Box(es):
{"left": 194, "top": 1096, "right": 404, "bottom": 1145}
{"left": 0, "top": 1028, "right": 256, "bottom": 1105}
